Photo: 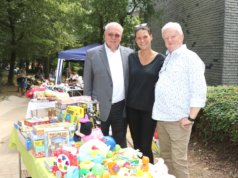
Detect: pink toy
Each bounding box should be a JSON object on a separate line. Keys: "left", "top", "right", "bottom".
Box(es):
{"left": 82, "top": 127, "right": 104, "bottom": 142}
{"left": 74, "top": 114, "right": 93, "bottom": 142}
{"left": 74, "top": 114, "right": 103, "bottom": 142}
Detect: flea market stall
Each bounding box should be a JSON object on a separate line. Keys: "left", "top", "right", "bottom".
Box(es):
{"left": 9, "top": 91, "right": 175, "bottom": 178}
{"left": 23, "top": 43, "right": 100, "bottom": 99}
{"left": 55, "top": 43, "right": 100, "bottom": 85}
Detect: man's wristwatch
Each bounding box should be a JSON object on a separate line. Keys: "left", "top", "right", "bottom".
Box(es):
{"left": 188, "top": 116, "right": 196, "bottom": 122}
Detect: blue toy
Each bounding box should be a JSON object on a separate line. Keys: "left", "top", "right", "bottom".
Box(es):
{"left": 103, "top": 136, "right": 116, "bottom": 150}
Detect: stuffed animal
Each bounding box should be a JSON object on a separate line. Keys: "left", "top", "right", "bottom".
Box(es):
{"left": 77, "top": 139, "right": 110, "bottom": 162}
{"left": 149, "top": 158, "right": 176, "bottom": 178}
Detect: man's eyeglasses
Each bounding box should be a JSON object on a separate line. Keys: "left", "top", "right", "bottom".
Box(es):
{"left": 107, "top": 33, "right": 121, "bottom": 38}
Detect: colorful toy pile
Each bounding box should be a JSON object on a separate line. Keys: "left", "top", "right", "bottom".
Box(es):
{"left": 44, "top": 138, "right": 175, "bottom": 178}
{"left": 14, "top": 95, "right": 175, "bottom": 178}
{"left": 31, "top": 122, "right": 76, "bottom": 157}
{"left": 17, "top": 96, "right": 100, "bottom": 158}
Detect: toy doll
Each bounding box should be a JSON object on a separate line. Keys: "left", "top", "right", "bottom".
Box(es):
{"left": 73, "top": 114, "right": 93, "bottom": 142}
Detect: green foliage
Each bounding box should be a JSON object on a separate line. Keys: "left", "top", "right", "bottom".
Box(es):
{"left": 73, "top": 0, "right": 156, "bottom": 46}
{"left": 0, "top": 0, "right": 81, "bottom": 84}
{"left": 0, "top": 0, "right": 158, "bottom": 84}
{"left": 195, "top": 86, "right": 238, "bottom": 145}
{"left": 121, "top": 16, "right": 141, "bottom": 48}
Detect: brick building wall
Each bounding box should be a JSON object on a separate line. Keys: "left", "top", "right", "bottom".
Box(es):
{"left": 151, "top": 0, "right": 238, "bottom": 85}
{"left": 222, "top": 0, "right": 238, "bottom": 85}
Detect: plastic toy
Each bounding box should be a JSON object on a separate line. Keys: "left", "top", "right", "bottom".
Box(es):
{"left": 63, "top": 106, "right": 85, "bottom": 124}
{"left": 78, "top": 167, "right": 89, "bottom": 177}
{"left": 74, "top": 114, "right": 103, "bottom": 142}
{"left": 32, "top": 139, "right": 45, "bottom": 157}
{"left": 152, "top": 130, "right": 160, "bottom": 156}
{"left": 79, "top": 160, "right": 95, "bottom": 170}
{"left": 74, "top": 114, "right": 93, "bottom": 142}
{"left": 102, "top": 136, "right": 116, "bottom": 150}
{"left": 52, "top": 147, "right": 78, "bottom": 177}
{"left": 113, "top": 144, "right": 121, "bottom": 152}
{"left": 141, "top": 156, "right": 150, "bottom": 171}
{"left": 77, "top": 139, "right": 110, "bottom": 162}
{"left": 65, "top": 166, "right": 79, "bottom": 178}
{"left": 91, "top": 163, "right": 105, "bottom": 177}
{"left": 102, "top": 171, "right": 110, "bottom": 178}
{"left": 64, "top": 113, "right": 71, "bottom": 123}
{"left": 106, "top": 161, "right": 120, "bottom": 175}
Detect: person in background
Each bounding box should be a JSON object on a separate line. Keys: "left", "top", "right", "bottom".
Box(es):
{"left": 16, "top": 68, "right": 27, "bottom": 96}
{"left": 34, "top": 74, "right": 43, "bottom": 86}
{"left": 83, "top": 22, "right": 133, "bottom": 148}
{"left": 152, "top": 22, "right": 207, "bottom": 178}
{"left": 126, "top": 23, "right": 164, "bottom": 163}
{"left": 67, "top": 68, "right": 83, "bottom": 86}
{"left": 36, "top": 63, "right": 44, "bottom": 80}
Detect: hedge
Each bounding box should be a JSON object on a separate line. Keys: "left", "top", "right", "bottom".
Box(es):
{"left": 194, "top": 86, "right": 238, "bottom": 145}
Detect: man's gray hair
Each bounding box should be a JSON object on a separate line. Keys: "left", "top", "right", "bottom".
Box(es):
{"left": 161, "top": 22, "right": 184, "bottom": 36}
{"left": 104, "top": 22, "right": 123, "bottom": 33}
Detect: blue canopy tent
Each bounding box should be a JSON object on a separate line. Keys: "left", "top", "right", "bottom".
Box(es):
{"left": 55, "top": 43, "right": 100, "bottom": 84}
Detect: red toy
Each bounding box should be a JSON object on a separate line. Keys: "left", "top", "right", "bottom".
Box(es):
{"left": 52, "top": 147, "right": 78, "bottom": 177}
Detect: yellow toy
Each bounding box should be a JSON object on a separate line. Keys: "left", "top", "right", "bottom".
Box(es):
{"left": 63, "top": 106, "right": 85, "bottom": 124}
{"left": 141, "top": 156, "right": 150, "bottom": 171}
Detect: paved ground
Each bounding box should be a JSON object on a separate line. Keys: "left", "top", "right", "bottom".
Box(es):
{"left": 1, "top": 86, "right": 238, "bottom": 178}
{"left": 0, "top": 95, "right": 133, "bottom": 178}
{"left": 0, "top": 95, "right": 30, "bottom": 178}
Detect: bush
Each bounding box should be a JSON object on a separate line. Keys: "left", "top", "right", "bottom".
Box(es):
{"left": 194, "top": 86, "right": 238, "bottom": 145}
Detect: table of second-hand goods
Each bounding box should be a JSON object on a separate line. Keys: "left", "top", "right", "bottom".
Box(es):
{"left": 25, "top": 100, "right": 56, "bottom": 118}
{"left": 9, "top": 128, "right": 55, "bottom": 178}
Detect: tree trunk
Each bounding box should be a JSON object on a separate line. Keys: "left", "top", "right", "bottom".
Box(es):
{"left": 44, "top": 57, "right": 50, "bottom": 80}
{"left": 7, "top": 50, "right": 16, "bottom": 86}
{"left": 7, "top": 14, "right": 17, "bottom": 86}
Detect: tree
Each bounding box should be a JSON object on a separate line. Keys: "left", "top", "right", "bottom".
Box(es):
{"left": 0, "top": 0, "right": 28, "bottom": 85}
{"left": 0, "top": 0, "right": 157, "bottom": 85}
{"left": 73, "top": 0, "right": 156, "bottom": 47}
{"left": 0, "top": 0, "right": 79, "bottom": 85}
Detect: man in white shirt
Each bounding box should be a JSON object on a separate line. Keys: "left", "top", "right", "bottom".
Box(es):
{"left": 152, "top": 22, "right": 207, "bottom": 178}
{"left": 83, "top": 22, "right": 133, "bottom": 147}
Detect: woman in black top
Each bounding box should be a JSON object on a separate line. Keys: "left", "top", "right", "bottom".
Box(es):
{"left": 126, "top": 23, "right": 164, "bottom": 163}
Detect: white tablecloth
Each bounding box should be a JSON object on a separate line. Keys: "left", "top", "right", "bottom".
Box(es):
{"left": 26, "top": 100, "right": 56, "bottom": 118}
